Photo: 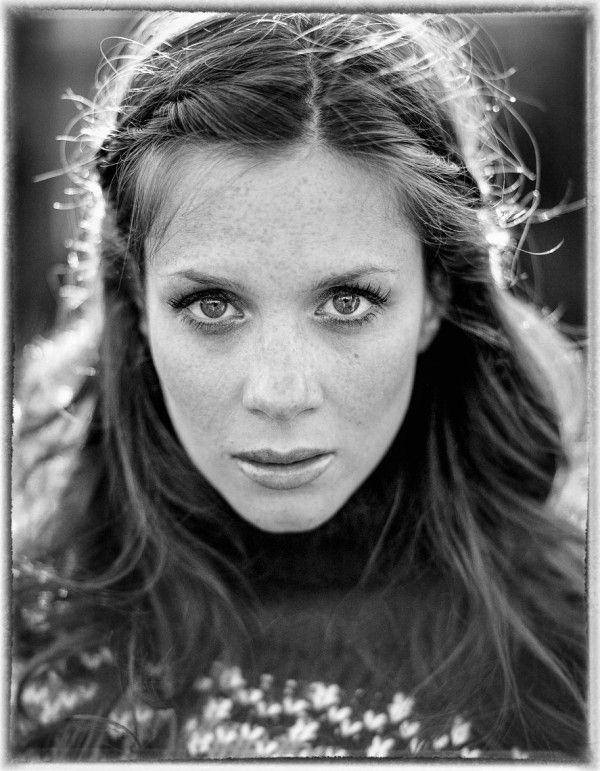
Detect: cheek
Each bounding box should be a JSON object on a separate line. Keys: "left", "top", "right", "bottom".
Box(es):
{"left": 148, "top": 328, "right": 238, "bottom": 434}
{"left": 327, "top": 329, "right": 420, "bottom": 429}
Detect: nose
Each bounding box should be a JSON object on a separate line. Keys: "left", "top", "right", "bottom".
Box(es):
{"left": 242, "top": 325, "right": 323, "bottom": 421}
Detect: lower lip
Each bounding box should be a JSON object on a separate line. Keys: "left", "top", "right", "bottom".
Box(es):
{"left": 234, "top": 454, "right": 334, "bottom": 490}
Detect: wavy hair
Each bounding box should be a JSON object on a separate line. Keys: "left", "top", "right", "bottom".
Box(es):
{"left": 13, "top": 12, "right": 587, "bottom": 758}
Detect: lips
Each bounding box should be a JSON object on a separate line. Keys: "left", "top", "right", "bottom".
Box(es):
{"left": 233, "top": 448, "right": 334, "bottom": 490}
{"left": 235, "top": 448, "right": 329, "bottom": 465}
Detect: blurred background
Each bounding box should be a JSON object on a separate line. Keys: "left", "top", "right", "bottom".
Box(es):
{"left": 7, "top": 10, "right": 587, "bottom": 358}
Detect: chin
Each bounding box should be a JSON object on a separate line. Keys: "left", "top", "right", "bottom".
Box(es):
{"left": 235, "top": 501, "right": 339, "bottom": 534}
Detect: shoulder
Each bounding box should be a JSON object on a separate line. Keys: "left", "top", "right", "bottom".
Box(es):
{"left": 12, "top": 559, "right": 108, "bottom": 735}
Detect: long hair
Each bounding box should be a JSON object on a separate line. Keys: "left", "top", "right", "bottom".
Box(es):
{"left": 12, "top": 12, "right": 587, "bottom": 758}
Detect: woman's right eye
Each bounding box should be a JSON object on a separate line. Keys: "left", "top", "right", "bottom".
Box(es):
{"left": 167, "top": 291, "right": 244, "bottom": 328}
{"left": 187, "top": 295, "right": 241, "bottom": 322}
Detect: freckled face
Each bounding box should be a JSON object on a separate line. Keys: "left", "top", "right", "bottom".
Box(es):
{"left": 144, "top": 145, "right": 438, "bottom": 533}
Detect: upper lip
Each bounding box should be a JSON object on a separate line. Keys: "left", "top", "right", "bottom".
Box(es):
{"left": 234, "top": 448, "right": 330, "bottom": 465}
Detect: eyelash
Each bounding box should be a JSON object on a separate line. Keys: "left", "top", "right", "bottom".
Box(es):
{"left": 167, "top": 289, "right": 241, "bottom": 335}
{"left": 167, "top": 282, "right": 391, "bottom": 333}
{"left": 317, "top": 282, "right": 390, "bottom": 328}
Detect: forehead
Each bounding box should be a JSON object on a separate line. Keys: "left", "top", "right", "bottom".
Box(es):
{"left": 145, "top": 144, "right": 421, "bottom": 277}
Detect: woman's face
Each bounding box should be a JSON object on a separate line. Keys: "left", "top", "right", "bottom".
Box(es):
{"left": 144, "top": 145, "right": 439, "bottom": 533}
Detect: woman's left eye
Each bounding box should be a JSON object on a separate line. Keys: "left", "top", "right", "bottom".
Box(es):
{"left": 316, "top": 286, "right": 389, "bottom": 324}
{"left": 319, "top": 292, "right": 371, "bottom": 317}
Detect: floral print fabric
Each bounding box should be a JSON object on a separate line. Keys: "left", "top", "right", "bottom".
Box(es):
{"left": 14, "top": 651, "right": 528, "bottom": 760}
{"left": 12, "top": 559, "right": 532, "bottom": 760}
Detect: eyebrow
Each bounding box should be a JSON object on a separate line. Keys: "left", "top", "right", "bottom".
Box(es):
{"left": 312, "top": 266, "right": 400, "bottom": 291}
{"left": 161, "top": 269, "right": 246, "bottom": 293}
{"left": 161, "top": 265, "right": 400, "bottom": 293}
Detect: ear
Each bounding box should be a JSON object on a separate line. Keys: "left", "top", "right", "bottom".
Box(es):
{"left": 137, "top": 297, "right": 149, "bottom": 339}
{"left": 139, "top": 311, "right": 149, "bottom": 339}
{"left": 417, "top": 290, "right": 442, "bottom": 353}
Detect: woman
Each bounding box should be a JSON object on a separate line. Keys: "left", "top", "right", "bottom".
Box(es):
{"left": 11, "top": 11, "right": 587, "bottom": 760}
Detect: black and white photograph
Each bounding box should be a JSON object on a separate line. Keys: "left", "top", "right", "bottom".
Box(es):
{"left": 7, "top": 4, "right": 596, "bottom": 763}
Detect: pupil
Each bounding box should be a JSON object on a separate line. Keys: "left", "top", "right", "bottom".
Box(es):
{"left": 333, "top": 293, "right": 360, "bottom": 315}
{"left": 200, "top": 297, "right": 227, "bottom": 318}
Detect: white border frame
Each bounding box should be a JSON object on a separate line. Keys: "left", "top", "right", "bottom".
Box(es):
{"left": 1, "top": 2, "right": 597, "bottom": 770}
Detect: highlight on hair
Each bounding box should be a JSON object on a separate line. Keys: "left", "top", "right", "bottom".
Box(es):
{"left": 12, "top": 12, "right": 587, "bottom": 759}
